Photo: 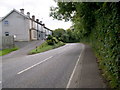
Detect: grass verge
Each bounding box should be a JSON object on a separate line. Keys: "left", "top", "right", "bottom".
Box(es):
{"left": 0, "top": 47, "right": 18, "bottom": 56}
{"left": 29, "top": 41, "right": 65, "bottom": 55}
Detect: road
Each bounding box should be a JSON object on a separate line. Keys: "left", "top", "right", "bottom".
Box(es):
{"left": 2, "top": 43, "right": 84, "bottom": 88}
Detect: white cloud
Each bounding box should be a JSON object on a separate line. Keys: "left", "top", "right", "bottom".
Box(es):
{"left": 0, "top": 0, "right": 72, "bottom": 30}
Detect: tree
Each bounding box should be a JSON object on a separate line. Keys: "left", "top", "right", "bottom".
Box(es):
{"left": 50, "top": 2, "right": 76, "bottom": 21}
{"left": 50, "top": 2, "right": 101, "bottom": 39}
{"left": 52, "top": 28, "right": 66, "bottom": 41}
{"left": 66, "top": 29, "right": 76, "bottom": 42}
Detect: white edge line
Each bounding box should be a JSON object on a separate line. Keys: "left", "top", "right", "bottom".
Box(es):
{"left": 66, "top": 44, "right": 85, "bottom": 88}
{"left": 17, "top": 56, "right": 53, "bottom": 74}
{"left": 0, "top": 81, "right": 1, "bottom": 84}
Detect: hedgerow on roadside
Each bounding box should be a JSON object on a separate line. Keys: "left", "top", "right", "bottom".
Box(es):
{"left": 50, "top": 2, "right": 120, "bottom": 88}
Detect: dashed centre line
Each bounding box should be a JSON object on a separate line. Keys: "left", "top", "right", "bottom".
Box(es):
{"left": 17, "top": 56, "right": 53, "bottom": 74}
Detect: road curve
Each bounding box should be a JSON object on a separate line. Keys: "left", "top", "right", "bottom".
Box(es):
{"left": 2, "top": 43, "right": 84, "bottom": 88}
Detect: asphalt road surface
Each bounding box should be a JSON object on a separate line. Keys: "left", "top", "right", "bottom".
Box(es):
{"left": 2, "top": 43, "right": 84, "bottom": 88}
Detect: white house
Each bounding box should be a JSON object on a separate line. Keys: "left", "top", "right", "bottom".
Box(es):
{"left": 0, "top": 18, "right": 2, "bottom": 37}
{"left": 0, "top": 9, "right": 52, "bottom": 41}
{"left": 0, "top": 18, "right": 2, "bottom": 49}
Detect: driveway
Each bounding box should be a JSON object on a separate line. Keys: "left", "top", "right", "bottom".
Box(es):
{"left": 2, "top": 40, "right": 44, "bottom": 60}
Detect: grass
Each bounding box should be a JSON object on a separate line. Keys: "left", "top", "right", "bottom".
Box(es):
{"left": 29, "top": 41, "right": 65, "bottom": 55}
{"left": 0, "top": 47, "right": 18, "bottom": 56}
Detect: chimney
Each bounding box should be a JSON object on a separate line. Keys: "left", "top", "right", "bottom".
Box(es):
{"left": 36, "top": 19, "right": 39, "bottom": 22}
{"left": 43, "top": 24, "right": 45, "bottom": 27}
{"left": 20, "top": 9, "right": 24, "bottom": 14}
{"left": 32, "top": 15, "right": 35, "bottom": 20}
{"left": 27, "top": 12, "right": 30, "bottom": 17}
{"left": 40, "top": 21, "right": 42, "bottom": 24}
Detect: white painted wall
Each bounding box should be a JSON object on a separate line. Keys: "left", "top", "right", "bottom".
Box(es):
{"left": 0, "top": 21, "right": 2, "bottom": 36}
{"left": 30, "top": 20, "right": 37, "bottom": 40}
{"left": 49, "top": 30, "right": 52, "bottom": 35}
{"left": 2, "top": 12, "right": 30, "bottom": 41}
{"left": 38, "top": 24, "right": 40, "bottom": 31}
{"left": 0, "top": 21, "right": 2, "bottom": 49}
{"left": 31, "top": 30, "right": 37, "bottom": 40}
{"left": 29, "top": 19, "right": 32, "bottom": 29}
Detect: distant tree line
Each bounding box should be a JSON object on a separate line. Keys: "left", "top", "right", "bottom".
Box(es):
{"left": 52, "top": 28, "right": 78, "bottom": 43}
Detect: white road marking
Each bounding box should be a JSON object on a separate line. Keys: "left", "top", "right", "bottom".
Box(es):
{"left": 17, "top": 56, "right": 53, "bottom": 74}
{"left": 66, "top": 44, "right": 85, "bottom": 88}
{"left": 0, "top": 81, "right": 1, "bottom": 84}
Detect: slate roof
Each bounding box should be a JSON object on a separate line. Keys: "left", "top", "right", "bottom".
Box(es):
{"left": 1, "top": 9, "right": 29, "bottom": 21}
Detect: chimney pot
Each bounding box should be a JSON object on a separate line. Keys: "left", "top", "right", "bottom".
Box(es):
{"left": 27, "top": 12, "right": 30, "bottom": 17}
{"left": 36, "top": 19, "right": 39, "bottom": 22}
{"left": 32, "top": 15, "right": 35, "bottom": 20}
{"left": 20, "top": 9, "right": 24, "bottom": 14}
{"left": 40, "top": 21, "right": 42, "bottom": 24}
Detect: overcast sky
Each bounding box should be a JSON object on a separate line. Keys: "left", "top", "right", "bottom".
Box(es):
{"left": 0, "top": 0, "right": 72, "bottom": 30}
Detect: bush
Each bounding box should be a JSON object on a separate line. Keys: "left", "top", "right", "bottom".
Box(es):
{"left": 52, "top": 37, "right": 59, "bottom": 44}
{"left": 47, "top": 35, "right": 53, "bottom": 40}
{"left": 46, "top": 40, "right": 54, "bottom": 45}
{"left": 46, "top": 35, "right": 59, "bottom": 45}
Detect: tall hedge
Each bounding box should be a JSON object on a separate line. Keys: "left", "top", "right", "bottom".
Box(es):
{"left": 90, "top": 3, "right": 120, "bottom": 88}
{"left": 50, "top": 2, "right": 120, "bottom": 88}
{"left": 73, "top": 3, "right": 120, "bottom": 88}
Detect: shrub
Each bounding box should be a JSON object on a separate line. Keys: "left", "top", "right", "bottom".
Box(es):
{"left": 52, "top": 37, "right": 59, "bottom": 44}
{"left": 46, "top": 35, "right": 59, "bottom": 45}
{"left": 46, "top": 40, "right": 55, "bottom": 45}
{"left": 47, "top": 35, "right": 53, "bottom": 40}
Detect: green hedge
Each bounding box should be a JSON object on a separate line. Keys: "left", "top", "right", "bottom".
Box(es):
{"left": 75, "top": 3, "right": 119, "bottom": 88}
{"left": 89, "top": 3, "right": 119, "bottom": 88}
{"left": 50, "top": 2, "right": 119, "bottom": 88}
{"left": 46, "top": 35, "right": 59, "bottom": 45}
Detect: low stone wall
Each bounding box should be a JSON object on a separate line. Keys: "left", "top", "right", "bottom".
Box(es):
{"left": 0, "top": 36, "right": 14, "bottom": 50}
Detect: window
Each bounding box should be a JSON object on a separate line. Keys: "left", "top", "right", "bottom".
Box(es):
{"left": 4, "top": 20, "right": 9, "bottom": 25}
{"left": 5, "top": 32, "right": 9, "bottom": 36}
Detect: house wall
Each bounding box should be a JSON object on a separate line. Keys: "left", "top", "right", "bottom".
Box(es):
{"left": 0, "top": 21, "right": 2, "bottom": 49}
{"left": 43, "top": 27, "right": 46, "bottom": 39}
{"left": 37, "top": 23, "right": 43, "bottom": 40}
{"left": 30, "top": 20, "right": 37, "bottom": 40}
{"left": 39, "top": 25, "right": 43, "bottom": 40}
{"left": 0, "top": 21, "right": 2, "bottom": 36}
{"left": 30, "top": 20, "right": 47, "bottom": 40}
{"left": 31, "top": 30, "right": 37, "bottom": 40}
{"left": 2, "top": 12, "right": 30, "bottom": 41}
{"left": 49, "top": 30, "right": 52, "bottom": 35}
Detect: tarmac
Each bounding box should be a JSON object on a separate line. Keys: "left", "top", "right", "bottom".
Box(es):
{"left": 2, "top": 43, "right": 107, "bottom": 88}
{"left": 68, "top": 44, "right": 107, "bottom": 88}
